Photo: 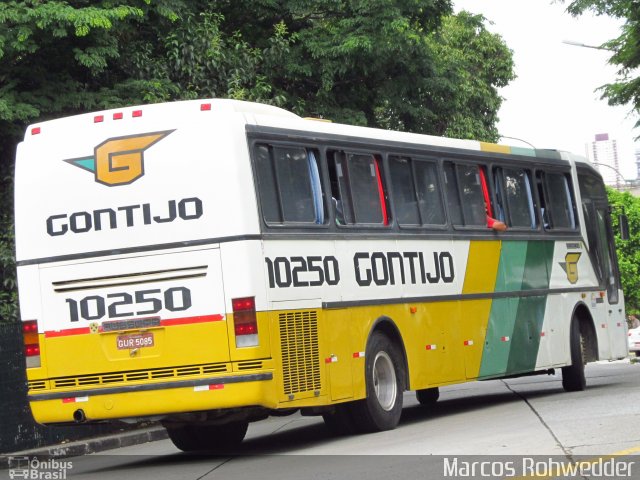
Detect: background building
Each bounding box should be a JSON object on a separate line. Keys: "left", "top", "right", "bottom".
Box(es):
{"left": 587, "top": 133, "right": 623, "bottom": 188}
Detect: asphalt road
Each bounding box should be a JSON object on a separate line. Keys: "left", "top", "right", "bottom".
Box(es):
{"left": 4, "top": 360, "right": 640, "bottom": 479}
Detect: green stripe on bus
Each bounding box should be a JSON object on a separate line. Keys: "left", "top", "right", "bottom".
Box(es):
{"left": 479, "top": 241, "right": 528, "bottom": 378}
{"left": 505, "top": 241, "right": 555, "bottom": 375}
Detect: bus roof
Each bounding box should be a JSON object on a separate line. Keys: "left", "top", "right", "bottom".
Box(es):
{"left": 23, "top": 98, "right": 590, "bottom": 166}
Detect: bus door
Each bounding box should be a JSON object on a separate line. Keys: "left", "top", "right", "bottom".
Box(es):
{"left": 578, "top": 172, "right": 626, "bottom": 356}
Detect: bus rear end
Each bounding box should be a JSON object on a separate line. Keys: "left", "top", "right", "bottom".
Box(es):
{"left": 14, "top": 100, "right": 281, "bottom": 428}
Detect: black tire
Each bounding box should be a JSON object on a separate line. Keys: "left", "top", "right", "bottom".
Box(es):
{"left": 416, "top": 387, "right": 439, "bottom": 406}
{"left": 350, "top": 331, "right": 405, "bottom": 433}
{"left": 322, "top": 404, "right": 357, "bottom": 436}
{"left": 562, "top": 318, "right": 587, "bottom": 392}
{"left": 165, "top": 421, "right": 249, "bottom": 452}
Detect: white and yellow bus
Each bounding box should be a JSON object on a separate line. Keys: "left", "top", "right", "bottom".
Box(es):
{"left": 15, "top": 99, "right": 628, "bottom": 451}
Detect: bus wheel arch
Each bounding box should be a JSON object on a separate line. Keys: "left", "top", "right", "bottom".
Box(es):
{"left": 572, "top": 302, "right": 598, "bottom": 362}
{"left": 562, "top": 302, "right": 597, "bottom": 392}
{"left": 367, "top": 316, "right": 410, "bottom": 390}
{"left": 349, "top": 317, "right": 407, "bottom": 433}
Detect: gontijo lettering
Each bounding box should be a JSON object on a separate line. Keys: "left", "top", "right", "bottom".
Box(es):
{"left": 46, "top": 197, "right": 203, "bottom": 236}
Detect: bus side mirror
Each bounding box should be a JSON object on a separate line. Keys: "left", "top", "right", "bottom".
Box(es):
{"left": 619, "top": 214, "right": 630, "bottom": 240}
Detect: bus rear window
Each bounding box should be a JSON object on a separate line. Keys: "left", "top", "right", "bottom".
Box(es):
{"left": 254, "top": 144, "right": 325, "bottom": 225}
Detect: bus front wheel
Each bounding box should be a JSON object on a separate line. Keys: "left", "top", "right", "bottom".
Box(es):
{"left": 561, "top": 317, "right": 587, "bottom": 392}
{"left": 350, "top": 331, "right": 405, "bottom": 433}
{"left": 165, "top": 421, "right": 249, "bottom": 452}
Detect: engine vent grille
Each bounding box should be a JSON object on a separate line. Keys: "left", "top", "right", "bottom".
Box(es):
{"left": 279, "top": 310, "right": 321, "bottom": 396}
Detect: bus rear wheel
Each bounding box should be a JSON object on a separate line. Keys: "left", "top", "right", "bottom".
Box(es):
{"left": 165, "top": 421, "right": 249, "bottom": 452}
{"left": 562, "top": 317, "right": 587, "bottom": 392}
{"left": 350, "top": 331, "right": 404, "bottom": 433}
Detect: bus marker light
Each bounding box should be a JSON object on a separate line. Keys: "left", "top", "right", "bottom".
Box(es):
{"left": 464, "top": 340, "right": 474, "bottom": 346}
{"left": 200, "top": 103, "right": 212, "bottom": 111}
{"left": 62, "top": 396, "right": 89, "bottom": 404}
{"left": 194, "top": 384, "right": 224, "bottom": 392}
{"left": 353, "top": 352, "right": 365, "bottom": 358}
{"left": 410, "top": 306, "right": 417, "bottom": 314}
{"left": 132, "top": 110, "right": 142, "bottom": 118}
{"left": 113, "top": 112, "right": 123, "bottom": 120}
{"left": 425, "top": 344, "right": 437, "bottom": 350}
{"left": 94, "top": 115, "right": 104, "bottom": 123}
{"left": 501, "top": 336, "right": 510, "bottom": 342}
{"left": 31, "top": 127, "right": 41, "bottom": 135}
{"left": 541, "top": 331, "right": 546, "bottom": 337}
{"left": 325, "top": 356, "right": 338, "bottom": 364}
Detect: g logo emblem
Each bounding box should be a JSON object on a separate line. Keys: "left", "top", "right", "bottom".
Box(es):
{"left": 560, "top": 252, "right": 581, "bottom": 284}
{"left": 64, "top": 130, "right": 174, "bottom": 186}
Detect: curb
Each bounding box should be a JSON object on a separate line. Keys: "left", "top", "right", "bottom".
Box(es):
{"left": 0, "top": 426, "right": 168, "bottom": 467}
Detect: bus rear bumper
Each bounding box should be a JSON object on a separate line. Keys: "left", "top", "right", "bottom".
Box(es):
{"left": 28, "top": 372, "right": 277, "bottom": 424}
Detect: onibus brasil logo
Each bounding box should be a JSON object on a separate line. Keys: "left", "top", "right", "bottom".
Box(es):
{"left": 64, "top": 130, "right": 174, "bottom": 186}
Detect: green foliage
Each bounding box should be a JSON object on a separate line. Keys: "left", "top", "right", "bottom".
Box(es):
{"left": 607, "top": 187, "right": 640, "bottom": 317}
{"left": 0, "top": 0, "right": 515, "bottom": 321}
{"left": 563, "top": 0, "right": 640, "bottom": 133}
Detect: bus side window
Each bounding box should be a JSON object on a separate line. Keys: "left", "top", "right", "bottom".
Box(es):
{"left": 444, "top": 162, "right": 487, "bottom": 227}
{"left": 328, "top": 151, "right": 353, "bottom": 225}
{"left": 496, "top": 167, "right": 537, "bottom": 229}
{"left": 538, "top": 171, "right": 576, "bottom": 230}
{"left": 415, "top": 160, "right": 445, "bottom": 225}
{"left": 253, "top": 143, "right": 325, "bottom": 225}
{"left": 389, "top": 156, "right": 420, "bottom": 225}
{"left": 328, "top": 151, "right": 389, "bottom": 226}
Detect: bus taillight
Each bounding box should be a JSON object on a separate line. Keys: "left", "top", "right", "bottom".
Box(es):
{"left": 232, "top": 297, "right": 258, "bottom": 347}
{"left": 22, "top": 320, "right": 41, "bottom": 367}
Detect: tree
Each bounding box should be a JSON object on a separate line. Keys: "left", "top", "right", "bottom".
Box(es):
{"left": 607, "top": 188, "right": 640, "bottom": 318}
{"left": 0, "top": 1, "right": 515, "bottom": 321}
{"left": 563, "top": 0, "right": 640, "bottom": 132}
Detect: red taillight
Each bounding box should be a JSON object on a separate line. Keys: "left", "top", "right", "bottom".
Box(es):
{"left": 31, "top": 127, "right": 41, "bottom": 135}
{"left": 232, "top": 297, "right": 258, "bottom": 346}
{"left": 22, "top": 320, "right": 41, "bottom": 367}
{"left": 25, "top": 344, "right": 40, "bottom": 357}
{"left": 23, "top": 320, "right": 38, "bottom": 334}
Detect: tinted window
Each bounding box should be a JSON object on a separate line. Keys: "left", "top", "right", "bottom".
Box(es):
{"left": 445, "top": 163, "right": 486, "bottom": 227}
{"left": 389, "top": 157, "right": 420, "bottom": 225}
{"left": 443, "top": 163, "right": 463, "bottom": 225}
{"left": 415, "top": 161, "right": 445, "bottom": 225}
{"left": 349, "top": 154, "right": 385, "bottom": 224}
{"left": 254, "top": 144, "right": 324, "bottom": 225}
{"left": 255, "top": 145, "right": 280, "bottom": 223}
{"left": 328, "top": 151, "right": 388, "bottom": 226}
{"left": 501, "top": 168, "right": 536, "bottom": 228}
{"left": 544, "top": 172, "right": 576, "bottom": 229}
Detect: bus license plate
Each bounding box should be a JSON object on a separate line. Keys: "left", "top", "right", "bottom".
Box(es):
{"left": 117, "top": 332, "right": 154, "bottom": 350}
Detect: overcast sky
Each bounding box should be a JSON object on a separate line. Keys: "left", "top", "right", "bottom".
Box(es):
{"left": 453, "top": 0, "right": 639, "bottom": 179}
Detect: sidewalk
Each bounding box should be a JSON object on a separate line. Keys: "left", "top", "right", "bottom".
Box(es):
{"left": 0, "top": 425, "right": 167, "bottom": 468}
